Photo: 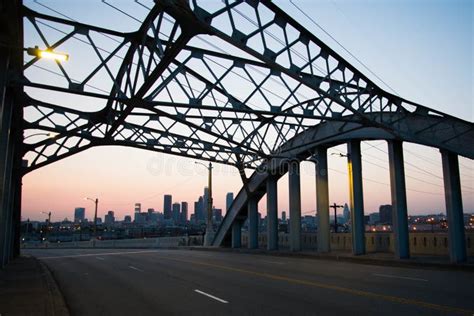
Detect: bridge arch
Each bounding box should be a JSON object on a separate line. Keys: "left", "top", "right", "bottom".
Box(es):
{"left": 214, "top": 112, "right": 473, "bottom": 263}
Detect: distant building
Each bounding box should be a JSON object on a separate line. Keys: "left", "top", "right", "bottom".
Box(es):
{"left": 104, "top": 211, "right": 115, "bottom": 225}
{"left": 282, "top": 211, "right": 287, "bottom": 223}
{"left": 379, "top": 205, "right": 392, "bottom": 224}
{"left": 163, "top": 195, "right": 172, "bottom": 220}
{"left": 134, "top": 203, "right": 141, "bottom": 213}
{"left": 369, "top": 213, "right": 380, "bottom": 225}
{"left": 172, "top": 203, "right": 181, "bottom": 223}
{"left": 196, "top": 196, "right": 204, "bottom": 222}
{"left": 213, "top": 208, "right": 223, "bottom": 222}
{"left": 147, "top": 208, "right": 158, "bottom": 223}
{"left": 74, "top": 207, "right": 85, "bottom": 223}
{"left": 226, "top": 192, "right": 234, "bottom": 212}
{"left": 203, "top": 187, "right": 210, "bottom": 221}
{"left": 343, "top": 203, "right": 350, "bottom": 223}
{"left": 124, "top": 215, "right": 132, "bottom": 223}
{"left": 181, "top": 202, "right": 188, "bottom": 223}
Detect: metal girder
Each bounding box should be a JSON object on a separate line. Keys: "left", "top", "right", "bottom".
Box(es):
{"left": 14, "top": 0, "right": 473, "bottom": 175}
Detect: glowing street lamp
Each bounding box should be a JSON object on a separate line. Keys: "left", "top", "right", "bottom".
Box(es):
{"left": 24, "top": 132, "right": 58, "bottom": 141}
{"left": 26, "top": 46, "right": 69, "bottom": 61}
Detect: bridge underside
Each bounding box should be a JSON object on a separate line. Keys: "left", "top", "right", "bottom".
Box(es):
{"left": 0, "top": 0, "right": 473, "bottom": 266}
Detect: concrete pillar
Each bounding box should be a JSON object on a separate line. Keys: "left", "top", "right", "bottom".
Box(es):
{"left": 248, "top": 197, "right": 258, "bottom": 249}
{"left": 288, "top": 160, "right": 301, "bottom": 251}
{"left": 231, "top": 220, "right": 242, "bottom": 249}
{"left": 348, "top": 140, "right": 365, "bottom": 255}
{"left": 267, "top": 176, "right": 278, "bottom": 250}
{"left": 388, "top": 140, "right": 409, "bottom": 259}
{"left": 441, "top": 150, "right": 466, "bottom": 263}
{"left": 315, "top": 147, "right": 330, "bottom": 253}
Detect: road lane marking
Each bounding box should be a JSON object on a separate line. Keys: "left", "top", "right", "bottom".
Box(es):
{"left": 194, "top": 289, "right": 228, "bottom": 304}
{"left": 95, "top": 257, "right": 105, "bottom": 261}
{"left": 39, "top": 250, "right": 159, "bottom": 260}
{"left": 158, "top": 256, "right": 473, "bottom": 315}
{"left": 260, "top": 260, "right": 285, "bottom": 265}
{"left": 373, "top": 273, "right": 428, "bottom": 282}
{"left": 128, "top": 265, "right": 144, "bottom": 272}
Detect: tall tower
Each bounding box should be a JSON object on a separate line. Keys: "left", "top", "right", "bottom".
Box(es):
{"left": 163, "top": 195, "right": 172, "bottom": 220}
{"left": 181, "top": 202, "right": 188, "bottom": 224}
{"left": 226, "top": 192, "right": 234, "bottom": 213}
{"left": 172, "top": 202, "right": 180, "bottom": 223}
{"left": 343, "top": 203, "right": 350, "bottom": 223}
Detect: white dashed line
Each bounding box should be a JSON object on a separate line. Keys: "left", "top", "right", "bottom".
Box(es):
{"left": 373, "top": 273, "right": 428, "bottom": 282}
{"left": 194, "top": 289, "right": 228, "bottom": 304}
{"left": 128, "top": 265, "right": 144, "bottom": 272}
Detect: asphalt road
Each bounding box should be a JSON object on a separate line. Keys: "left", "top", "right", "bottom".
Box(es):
{"left": 24, "top": 248, "right": 474, "bottom": 316}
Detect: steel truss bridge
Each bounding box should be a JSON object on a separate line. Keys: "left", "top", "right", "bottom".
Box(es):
{"left": 1, "top": 0, "right": 473, "bottom": 267}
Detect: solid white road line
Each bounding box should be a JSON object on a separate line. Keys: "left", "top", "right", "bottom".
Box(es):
{"left": 372, "top": 273, "right": 428, "bottom": 282}
{"left": 39, "top": 250, "right": 159, "bottom": 260}
{"left": 128, "top": 265, "right": 144, "bottom": 272}
{"left": 194, "top": 289, "right": 229, "bottom": 304}
{"left": 95, "top": 257, "right": 105, "bottom": 261}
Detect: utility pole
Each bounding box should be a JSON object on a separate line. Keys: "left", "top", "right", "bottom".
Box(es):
{"left": 329, "top": 203, "right": 343, "bottom": 233}
{"left": 85, "top": 197, "right": 99, "bottom": 239}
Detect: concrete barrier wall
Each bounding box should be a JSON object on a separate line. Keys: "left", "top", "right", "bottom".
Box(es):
{"left": 22, "top": 235, "right": 203, "bottom": 249}
{"left": 243, "top": 232, "right": 474, "bottom": 256}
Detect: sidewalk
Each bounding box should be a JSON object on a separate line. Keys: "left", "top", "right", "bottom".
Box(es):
{"left": 0, "top": 256, "right": 69, "bottom": 316}
{"left": 192, "top": 247, "right": 474, "bottom": 271}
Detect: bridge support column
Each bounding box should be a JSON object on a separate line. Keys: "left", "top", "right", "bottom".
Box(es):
{"left": 231, "top": 220, "right": 242, "bottom": 248}
{"left": 267, "top": 176, "right": 278, "bottom": 250}
{"left": 348, "top": 141, "right": 365, "bottom": 255}
{"left": 248, "top": 197, "right": 258, "bottom": 249}
{"left": 315, "top": 147, "right": 330, "bottom": 253}
{"left": 441, "top": 150, "right": 466, "bottom": 263}
{"left": 388, "top": 140, "right": 409, "bottom": 259}
{"left": 289, "top": 160, "right": 301, "bottom": 252}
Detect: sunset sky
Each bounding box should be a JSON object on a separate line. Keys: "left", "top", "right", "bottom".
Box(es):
{"left": 21, "top": 0, "right": 473, "bottom": 222}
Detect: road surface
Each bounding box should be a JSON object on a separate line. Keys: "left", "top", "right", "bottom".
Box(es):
{"left": 24, "top": 248, "right": 474, "bottom": 316}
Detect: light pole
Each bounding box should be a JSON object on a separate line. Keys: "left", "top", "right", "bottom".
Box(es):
{"left": 329, "top": 203, "right": 344, "bottom": 233}
{"left": 195, "top": 161, "right": 214, "bottom": 246}
{"left": 24, "top": 132, "right": 57, "bottom": 141}
{"left": 85, "top": 197, "right": 99, "bottom": 239}
{"left": 41, "top": 211, "right": 51, "bottom": 241}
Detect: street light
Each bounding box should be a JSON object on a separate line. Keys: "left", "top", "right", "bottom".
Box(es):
{"left": 195, "top": 161, "right": 214, "bottom": 246}
{"left": 85, "top": 197, "right": 99, "bottom": 239}
{"left": 26, "top": 46, "right": 69, "bottom": 61}
{"left": 41, "top": 211, "right": 51, "bottom": 241}
{"left": 24, "top": 132, "right": 58, "bottom": 141}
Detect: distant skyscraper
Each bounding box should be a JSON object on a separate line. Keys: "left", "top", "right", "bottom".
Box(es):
{"left": 74, "top": 207, "right": 85, "bottom": 223}
{"left": 134, "top": 203, "right": 141, "bottom": 213}
{"left": 226, "top": 192, "right": 234, "bottom": 212}
{"left": 197, "top": 196, "right": 204, "bottom": 222}
{"left": 213, "top": 208, "right": 223, "bottom": 222}
{"left": 343, "top": 203, "right": 350, "bottom": 223}
{"left": 124, "top": 215, "right": 132, "bottom": 223}
{"left": 379, "top": 205, "right": 392, "bottom": 224}
{"left": 172, "top": 202, "right": 181, "bottom": 223}
{"left": 181, "top": 202, "right": 188, "bottom": 223}
{"left": 164, "top": 195, "right": 172, "bottom": 220}
{"left": 282, "top": 211, "right": 287, "bottom": 222}
{"left": 104, "top": 211, "right": 115, "bottom": 225}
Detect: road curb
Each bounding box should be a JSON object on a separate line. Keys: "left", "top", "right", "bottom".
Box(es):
{"left": 37, "top": 258, "right": 70, "bottom": 316}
